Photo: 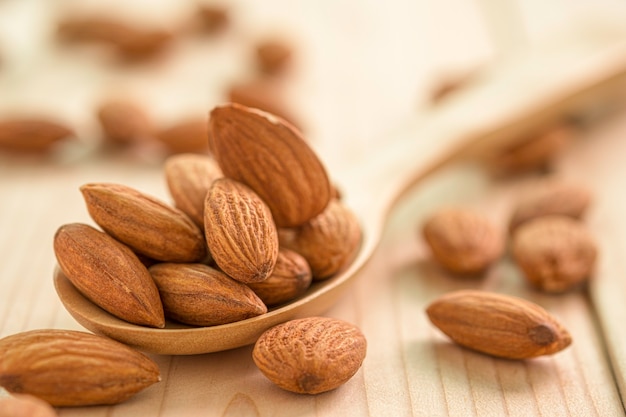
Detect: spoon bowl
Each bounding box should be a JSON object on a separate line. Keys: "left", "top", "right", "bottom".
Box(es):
{"left": 54, "top": 22, "right": 626, "bottom": 354}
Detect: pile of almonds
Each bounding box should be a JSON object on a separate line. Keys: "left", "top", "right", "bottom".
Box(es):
{"left": 421, "top": 176, "right": 596, "bottom": 359}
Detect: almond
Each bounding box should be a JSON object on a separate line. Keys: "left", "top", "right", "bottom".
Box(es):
{"left": 0, "top": 392, "right": 58, "bottom": 417}
{"left": 512, "top": 216, "right": 597, "bottom": 293}
{"left": 509, "top": 179, "right": 592, "bottom": 232}
{"left": 195, "top": 5, "right": 229, "bottom": 34}
{"left": 80, "top": 182, "right": 207, "bottom": 262}
{"left": 0, "top": 329, "right": 160, "bottom": 406}
{"left": 422, "top": 207, "right": 503, "bottom": 275}
{"left": 227, "top": 79, "right": 299, "bottom": 128}
{"left": 164, "top": 153, "right": 223, "bottom": 228}
{"left": 252, "top": 317, "right": 367, "bottom": 394}
{"left": 0, "top": 119, "right": 73, "bottom": 152}
{"left": 255, "top": 39, "right": 293, "bottom": 75}
{"left": 426, "top": 290, "right": 572, "bottom": 359}
{"left": 155, "top": 118, "right": 209, "bottom": 155}
{"left": 282, "top": 199, "right": 361, "bottom": 280}
{"left": 248, "top": 248, "right": 312, "bottom": 306}
{"left": 97, "top": 99, "right": 154, "bottom": 145}
{"left": 53, "top": 223, "right": 165, "bottom": 328}
{"left": 149, "top": 263, "right": 267, "bottom": 326}
{"left": 209, "top": 103, "right": 331, "bottom": 227}
{"left": 204, "top": 178, "right": 278, "bottom": 283}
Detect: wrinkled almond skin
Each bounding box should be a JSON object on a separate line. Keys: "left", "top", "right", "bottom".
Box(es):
{"left": 149, "top": 263, "right": 267, "bottom": 326}
{"left": 422, "top": 208, "right": 503, "bottom": 275}
{"left": 209, "top": 103, "right": 331, "bottom": 227}
{"left": 426, "top": 290, "right": 572, "bottom": 359}
{"left": 0, "top": 330, "right": 160, "bottom": 406}
{"left": 282, "top": 200, "right": 361, "bottom": 280}
{"left": 53, "top": 223, "right": 165, "bottom": 328}
{"left": 248, "top": 248, "right": 312, "bottom": 306}
{"left": 253, "top": 317, "right": 367, "bottom": 394}
{"left": 164, "top": 153, "right": 223, "bottom": 228}
{"left": 155, "top": 118, "right": 209, "bottom": 154}
{"left": 0, "top": 393, "right": 58, "bottom": 417}
{"left": 509, "top": 179, "right": 592, "bottom": 232}
{"left": 0, "top": 119, "right": 73, "bottom": 152}
{"left": 97, "top": 99, "right": 154, "bottom": 145}
{"left": 81, "top": 183, "right": 207, "bottom": 262}
{"left": 512, "top": 216, "right": 597, "bottom": 293}
{"left": 204, "top": 178, "right": 278, "bottom": 283}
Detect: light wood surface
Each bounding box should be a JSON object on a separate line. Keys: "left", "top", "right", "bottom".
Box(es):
{"left": 2, "top": 0, "right": 626, "bottom": 415}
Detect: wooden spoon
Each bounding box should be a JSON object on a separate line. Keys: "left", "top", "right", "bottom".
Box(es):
{"left": 54, "top": 22, "right": 626, "bottom": 355}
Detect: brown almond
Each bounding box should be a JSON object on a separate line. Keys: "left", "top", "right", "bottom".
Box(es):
{"left": 97, "top": 99, "right": 154, "bottom": 145}
{"left": 509, "top": 179, "right": 592, "bottom": 232}
{"left": 0, "top": 119, "right": 73, "bottom": 152}
{"left": 253, "top": 317, "right": 367, "bottom": 394}
{"left": 149, "top": 263, "right": 267, "bottom": 326}
{"left": 164, "top": 153, "right": 223, "bottom": 228}
{"left": 0, "top": 393, "right": 58, "bottom": 417}
{"left": 282, "top": 199, "right": 361, "bottom": 280}
{"left": 422, "top": 207, "right": 503, "bottom": 275}
{"left": 255, "top": 39, "right": 293, "bottom": 76}
{"left": 248, "top": 248, "right": 312, "bottom": 306}
{"left": 512, "top": 216, "right": 597, "bottom": 293}
{"left": 155, "top": 118, "right": 209, "bottom": 155}
{"left": 53, "top": 223, "right": 165, "bottom": 327}
{"left": 209, "top": 103, "right": 331, "bottom": 227}
{"left": 195, "top": 5, "right": 229, "bottom": 34}
{"left": 80, "top": 183, "right": 207, "bottom": 262}
{"left": 0, "top": 329, "right": 160, "bottom": 406}
{"left": 426, "top": 290, "right": 572, "bottom": 359}
{"left": 204, "top": 178, "right": 278, "bottom": 283}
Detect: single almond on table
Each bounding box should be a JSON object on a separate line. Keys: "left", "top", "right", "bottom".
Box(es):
{"left": 164, "top": 153, "right": 223, "bottom": 228}
{"left": 422, "top": 207, "right": 503, "bottom": 275}
{"left": 512, "top": 216, "right": 597, "bottom": 293}
{"left": 204, "top": 178, "right": 278, "bottom": 283}
{"left": 0, "top": 119, "right": 74, "bottom": 152}
{"left": 508, "top": 179, "right": 592, "bottom": 232}
{"left": 426, "top": 289, "right": 572, "bottom": 359}
{"left": 248, "top": 248, "right": 312, "bottom": 306}
{"left": 0, "top": 392, "right": 58, "bottom": 417}
{"left": 97, "top": 99, "right": 154, "bottom": 145}
{"left": 81, "top": 182, "right": 207, "bottom": 263}
{"left": 0, "top": 329, "right": 160, "bottom": 406}
{"left": 209, "top": 103, "right": 331, "bottom": 227}
{"left": 155, "top": 118, "right": 209, "bottom": 155}
{"left": 252, "top": 317, "right": 367, "bottom": 394}
{"left": 149, "top": 263, "right": 267, "bottom": 326}
{"left": 53, "top": 223, "right": 165, "bottom": 328}
{"left": 281, "top": 199, "right": 361, "bottom": 280}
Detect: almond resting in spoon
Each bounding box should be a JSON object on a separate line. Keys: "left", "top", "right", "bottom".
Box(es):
{"left": 54, "top": 23, "right": 626, "bottom": 354}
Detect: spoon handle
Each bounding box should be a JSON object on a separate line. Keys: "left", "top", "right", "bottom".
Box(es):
{"left": 340, "top": 19, "right": 626, "bottom": 228}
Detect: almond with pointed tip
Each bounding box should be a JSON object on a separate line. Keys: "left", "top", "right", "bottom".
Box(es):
{"left": 0, "top": 329, "right": 160, "bottom": 406}
{"left": 149, "top": 263, "right": 267, "bottom": 326}
{"left": 204, "top": 178, "right": 278, "bottom": 283}
{"left": 53, "top": 223, "right": 165, "bottom": 328}
{"left": 164, "top": 153, "right": 223, "bottom": 228}
{"left": 426, "top": 290, "right": 572, "bottom": 359}
{"left": 80, "top": 182, "right": 207, "bottom": 262}
{"left": 209, "top": 103, "right": 331, "bottom": 227}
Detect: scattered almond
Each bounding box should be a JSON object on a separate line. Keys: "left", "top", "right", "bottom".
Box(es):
{"left": 255, "top": 39, "right": 293, "bottom": 75}
{"left": 155, "top": 118, "right": 210, "bottom": 154}
{"left": 195, "top": 4, "right": 229, "bottom": 34}
{"left": 509, "top": 179, "right": 592, "bottom": 232}
{"left": 164, "top": 153, "right": 223, "bottom": 228}
{"left": 252, "top": 317, "right": 367, "bottom": 394}
{"left": 53, "top": 223, "right": 165, "bottom": 328}
{"left": 422, "top": 207, "right": 503, "bottom": 275}
{"left": 512, "top": 216, "right": 597, "bottom": 293}
{"left": 204, "top": 178, "right": 278, "bottom": 283}
{"left": 209, "top": 103, "right": 331, "bottom": 227}
{"left": 426, "top": 289, "right": 572, "bottom": 359}
{"left": 248, "top": 248, "right": 312, "bottom": 306}
{"left": 97, "top": 99, "right": 154, "bottom": 145}
{"left": 0, "top": 329, "right": 160, "bottom": 406}
{"left": 281, "top": 199, "right": 361, "bottom": 280}
{"left": 0, "top": 393, "right": 58, "bottom": 417}
{"left": 80, "top": 182, "right": 207, "bottom": 262}
{"left": 227, "top": 79, "right": 299, "bottom": 128}
{"left": 0, "top": 119, "right": 73, "bottom": 153}
{"left": 149, "top": 263, "right": 267, "bottom": 326}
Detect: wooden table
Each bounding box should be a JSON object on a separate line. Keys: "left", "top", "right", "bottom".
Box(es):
{"left": 2, "top": 0, "right": 626, "bottom": 415}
